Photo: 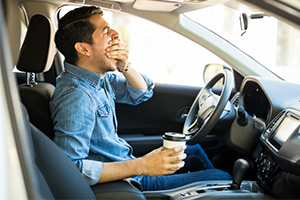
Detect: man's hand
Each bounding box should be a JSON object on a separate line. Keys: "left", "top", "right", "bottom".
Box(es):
{"left": 105, "top": 38, "right": 147, "bottom": 90}
{"left": 98, "top": 146, "right": 186, "bottom": 184}
{"left": 136, "top": 146, "right": 187, "bottom": 176}
{"left": 105, "top": 38, "right": 129, "bottom": 70}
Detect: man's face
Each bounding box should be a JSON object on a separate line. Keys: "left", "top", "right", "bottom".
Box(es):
{"left": 88, "top": 14, "right": 119, "bottom": 74}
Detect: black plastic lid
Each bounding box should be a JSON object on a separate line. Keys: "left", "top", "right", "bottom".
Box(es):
{"left": 163, "top": 132, "right": 186, "bottom": 141}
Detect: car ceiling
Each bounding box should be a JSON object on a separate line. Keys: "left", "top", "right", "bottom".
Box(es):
{"left": 17, "top": 0, "right": 300, "bottom": 27}
{"left": 17, "top": 0, "right": 229, "bottom": 13}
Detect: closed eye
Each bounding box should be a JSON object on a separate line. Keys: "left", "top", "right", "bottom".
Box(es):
{"left": 103, "top": 25, "right": 109, "bottom": 35}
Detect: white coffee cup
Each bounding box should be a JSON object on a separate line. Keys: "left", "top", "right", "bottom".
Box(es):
{"left": 162, "top": 132, "right": 186, "bottom": 164}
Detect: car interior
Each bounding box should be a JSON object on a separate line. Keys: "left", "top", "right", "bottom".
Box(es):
{"left": 2, "top": 0, "right": 300, "bottom": 199}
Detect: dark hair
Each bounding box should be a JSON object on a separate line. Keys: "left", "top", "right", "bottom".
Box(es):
{"left": 55, "top": 6, "right": 103, "bottom": 65}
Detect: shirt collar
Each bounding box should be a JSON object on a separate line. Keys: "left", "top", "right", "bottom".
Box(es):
{"left": 64, "top": 62, "right": 105, "bottom": 88}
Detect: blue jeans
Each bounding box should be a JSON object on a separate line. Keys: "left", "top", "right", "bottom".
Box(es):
{"left": 140, "top": 144, "right": 232, "bottom": 191}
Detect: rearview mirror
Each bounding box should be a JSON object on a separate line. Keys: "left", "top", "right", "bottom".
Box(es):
{"left": 239, "top": 13, "right": 248, "bottom": 32}
{"left": 239, "top": 12, "right": 265, "bottom": 36}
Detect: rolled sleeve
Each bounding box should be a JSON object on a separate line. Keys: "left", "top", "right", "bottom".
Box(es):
{"left": 127, "top": 74, "right": 154, "bottom": 103}
{"left": 82, "top": 159, "right": 103, "bottom": 185}
{"left": 108, "top": 73, "right": 154, "bottom": 105}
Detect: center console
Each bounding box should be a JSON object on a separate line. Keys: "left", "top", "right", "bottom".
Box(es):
{"left": 144, "top": 179, "right": 271, "bottom": 199}
{"left": 257, "top": 109, "right": 300, "bottom": 180}
{"left": 144, "top": 159, "right": 274, "bottom": 199}
{"left": 252, "top": 109, "right": 300, "bottom": 198}
{"left": 255, "top": 151, "right": 279, "bottom": 187}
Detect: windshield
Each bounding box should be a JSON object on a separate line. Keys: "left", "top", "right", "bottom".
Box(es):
{"left": 185, "top": 0, "right": 300, "bottom": 83}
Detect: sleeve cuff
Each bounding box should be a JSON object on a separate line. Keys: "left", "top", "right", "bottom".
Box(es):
{"left": 81, "top": 159, "right": 103, "bottom": 186}
{"left": 127, "top": 74, "right": 155, "bottom": 102}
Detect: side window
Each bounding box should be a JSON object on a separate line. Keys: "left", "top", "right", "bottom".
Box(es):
{"left": 59, "top": 7, "right": 227, "bottom": 87}
{"left": 108, "top": 11, "right": 227, "bottom": 87}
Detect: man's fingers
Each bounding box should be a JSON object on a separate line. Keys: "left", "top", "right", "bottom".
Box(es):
{"left": 106, "top": 47, "right": 129, "bottom": 66}
{"left": 108, "top": 38, "right": 121, "bottom": 46}
{"left": 107, "top": 50, "right": 128, "bottom": 58}
{"left": 168, "top": 153, "right": 187, "bottom": 164}
{"left": 168, "top": 161, "right": 185, "bottom": 172}
{"left": 163, "top": 145, "right": 186, "bottom": 156}
{"left": 107, "top": 43, "right": 128, "bottom": 51}
{"left": 106, "top": 38, "right": 128, "bottom": 53}
{"left": 176, "top": 153, "right": 187, "bottom": 161}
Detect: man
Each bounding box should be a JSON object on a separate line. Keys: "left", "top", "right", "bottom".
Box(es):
{"left": 51, "top": 6, "right": 231, "bottom": 191}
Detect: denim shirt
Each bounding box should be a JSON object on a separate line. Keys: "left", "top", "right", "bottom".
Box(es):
{"left": 51, "top": 62, "right": 154, "bottom": 185}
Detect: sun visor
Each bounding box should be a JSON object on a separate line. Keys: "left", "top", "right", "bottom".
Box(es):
{"left": 133, "top": 0, "right": 182, "bottom": 12}
{"left": 133, "top": 0, "right": 209, "bottom": 12}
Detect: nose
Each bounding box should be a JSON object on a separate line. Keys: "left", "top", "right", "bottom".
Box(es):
{"left": 110, "top": 29, "right": 119, "bottom": 40}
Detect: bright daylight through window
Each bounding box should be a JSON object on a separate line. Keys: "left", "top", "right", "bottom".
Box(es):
{"left": 185, "top": 0, "right": 300, "bottom": 84}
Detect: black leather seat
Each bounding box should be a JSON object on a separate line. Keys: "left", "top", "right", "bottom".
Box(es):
{"left": 23, "top": 105, "right": 96, "bottom": 199}
{"left": 23, "top": 104, "right": 145, "bottom": 199}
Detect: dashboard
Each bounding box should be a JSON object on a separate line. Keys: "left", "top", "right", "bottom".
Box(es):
{"left": 237, "top": 76, "right": 300, "bottom": 198}
{"left": 255, "top": 109, "right": 300, "bottom": 197}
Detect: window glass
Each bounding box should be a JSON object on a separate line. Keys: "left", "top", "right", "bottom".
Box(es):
{"left": 59, "top": 6, "right": 227, "bottom": 86}
{"left": 185, "top": 1, "right": 300, "bottom": 83}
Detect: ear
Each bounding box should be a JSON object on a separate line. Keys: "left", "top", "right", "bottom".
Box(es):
{"left": 74, "top": 42, "right": 91, "bottom": 57}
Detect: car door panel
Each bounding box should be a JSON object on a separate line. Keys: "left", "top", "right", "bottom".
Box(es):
{"left": 117, "top": 83, "right": 200, "bottom": 136}
{"left": 117, "top": 83, "right": 200, "bottom": 156}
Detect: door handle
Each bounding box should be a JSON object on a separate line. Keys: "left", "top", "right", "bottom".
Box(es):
{"left": 176, "top": 107, "right": 190, "bottom": 122}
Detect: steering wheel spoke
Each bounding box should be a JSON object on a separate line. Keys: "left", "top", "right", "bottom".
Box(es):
{"left": 187, "top": 118, "right": 198, "bottom": 132}
{"left": 198, "top": 94, "right": 218, "bottom": 119}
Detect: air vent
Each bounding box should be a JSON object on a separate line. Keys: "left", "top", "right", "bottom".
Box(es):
{"left": 230, "top": 92, "right": 240, "bottom": 107}
{"left": 262, "top": 111, "right": 286, "bottom": 139}
{"left": 266, "top": 111, "right": 286, "bottom": 132}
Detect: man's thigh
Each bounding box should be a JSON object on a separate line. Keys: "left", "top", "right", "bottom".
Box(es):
{"left": 140, "top": 169, "right": 232, "bottom": 191}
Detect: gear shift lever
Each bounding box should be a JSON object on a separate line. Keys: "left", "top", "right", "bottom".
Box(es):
{"left": 229, "top": 158, "right": 250, "bottom": 190}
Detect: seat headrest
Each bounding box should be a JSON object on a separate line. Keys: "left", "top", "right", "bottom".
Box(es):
{"left": 17, "top": 14, "right": 55, "bottom": 73}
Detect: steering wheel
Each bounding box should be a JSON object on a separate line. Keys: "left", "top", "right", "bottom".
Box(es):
{"left": 183, "top": 67, "right": 234, "bottom": 145}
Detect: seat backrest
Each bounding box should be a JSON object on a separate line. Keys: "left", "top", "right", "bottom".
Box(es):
{"left": 23, "top": 103, "right": 146, "bottom": 199}
{"left": 17, "top": 14, "right": 56, "bottom": 139}
{"left": 22, "top": 104, "right": 97, "bottom": 199}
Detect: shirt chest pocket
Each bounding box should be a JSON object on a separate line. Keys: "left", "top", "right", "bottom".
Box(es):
{"left": 97, "top": 103, "right": 110, "bottom": 117}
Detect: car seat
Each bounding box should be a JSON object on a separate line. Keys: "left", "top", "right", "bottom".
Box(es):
{"left": 16, "top": 14, "right": 56, "bottom": 139}
{"left": 22, "top": 104, "right": 146, "bottom": 199}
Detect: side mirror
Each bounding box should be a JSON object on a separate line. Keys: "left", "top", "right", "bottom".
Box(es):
{"left": 203, "top": 64, "right": 234, "bottom": 88}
